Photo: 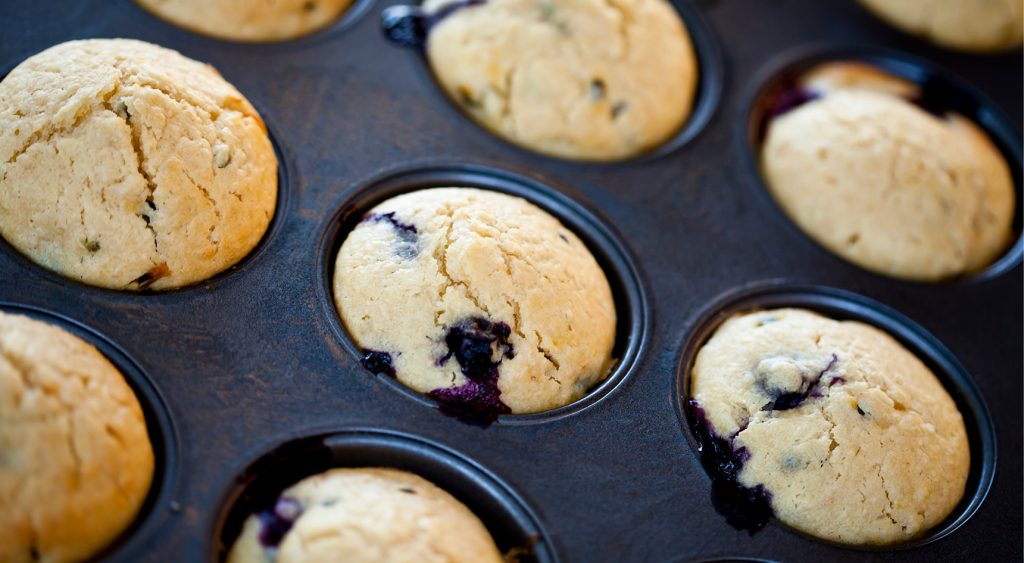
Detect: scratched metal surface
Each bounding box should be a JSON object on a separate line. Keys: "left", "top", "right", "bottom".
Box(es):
{"left": 0, "top": 0, "right": 1021, "bottom": 561}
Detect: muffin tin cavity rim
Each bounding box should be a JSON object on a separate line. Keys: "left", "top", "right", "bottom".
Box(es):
{"left": 210, "top": 427, "right": 559, "bottom": 562}
{"left": 316, "top": 162, "right": 651, "bottom": 425}
{"left": 673, "top": 281, "right": 997, "bottom": 551}
{"left": 735, "top": 44, "right": 1024, "bottom": 285}
{"left": 0, "top": 302, "right": 181, "bottom": 562}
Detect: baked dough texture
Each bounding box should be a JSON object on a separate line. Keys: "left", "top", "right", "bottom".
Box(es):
{"left": 227, "top": 468, "right": 503, "bottom": 563}
{"left": 424, "top": 0, "right": 698, "bottom": 161}
{"left": 135, "top": 0, "right": 353, "bottom": 42}
{"left": 333, "top": 188, "right": 616, "bottom": 417}
{"left": 859, "top": 0, "right": 1023, "bottom": 52}
{"left": 0, "top": 39, "right": 278, "bottom": 290}
{"left": 0, "top": 311, "right": 154, "bottom": 563}
{"left": 761, "top": 63, "right": 1015, "bottom": 281}
{"left": 690, "top": 308, "right": 970, "bottom": 545}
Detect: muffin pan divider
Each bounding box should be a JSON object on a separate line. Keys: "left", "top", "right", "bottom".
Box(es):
{"left": 1, "top": 0, "right": 1020, "bottom": 561}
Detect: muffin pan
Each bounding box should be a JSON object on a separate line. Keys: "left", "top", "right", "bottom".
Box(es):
{"left": 0, "top": 0, "right": 1020, "bottom": 561}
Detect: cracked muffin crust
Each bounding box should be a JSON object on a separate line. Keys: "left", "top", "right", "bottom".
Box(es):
{"left": 411, "top": 0, "right": 697, "bottom": 161}
{"left": 227, "top": 468, "right": 503, "bottom": 563}
{"left": 689, "top": 308, "right": 969, "bottom": 545}
{"left": 761, "top": 62, "right": 1015, "bottom": 281}
{"left": 135, "top": 0, "right": 354, "bottom": 42}
{"left": 333, "top": 188, "right": 616, "bottom": 420}
{"left": 859, "top": 0, "right": 1023, "bottom": 53}
{"left": 0, "top": 39, "right": 278, "bottom": 290}
{"left": 0, "top": 311, "right": 154, "bottom": 563}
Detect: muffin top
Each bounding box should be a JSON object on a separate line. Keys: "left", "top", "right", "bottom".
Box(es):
{"left": 135, "top": 0, "right": 353, "bottom": 42}
{"left": 689, "top": 308, "right": 970, "bottom": 545}
{"left": 761, "top": 62, "right": 1015, "bottom": 281}
{"left": 0, "top": 311, "right": 155, "bottom": 563}
{"left": 227, "top": 468, "right": 504, "bottom": 563}
{"left": 333, "top": 187, "right": 616, "bottom": 420}
{"left": 859, "top": 0, "right": 1023, "bottom": 52}
{"left": 0, "top": 38, "right": 278, "bottom": 290}
{"left": 419, "top": 0, "right": 697, "bottom": 161}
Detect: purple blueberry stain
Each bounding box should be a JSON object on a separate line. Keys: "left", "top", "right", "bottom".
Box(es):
{"left": 689, "top": 400, "right": 773, "bottom": 534}
{"left": 257, "top": 497, "right": 304, "bottom": 548}
{"left": 760, "top": 354, "right": 839, "bottom": 412}
{"left": 381, "top": 0, "right": 486, "bottom": 48}
{"left": 363, "top": 211, "right": 419, "bottom": 259}
{"left": 766, "top": 87, "right": 820, "bottom": 119}
{"left": 361, "top": 349, "right": 396, "bottom": 378}
{"left": 428, "top": 316, "right": 514, "bottom": 425}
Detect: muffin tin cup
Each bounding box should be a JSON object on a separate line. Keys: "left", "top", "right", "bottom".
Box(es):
{"left": 0, "top": 99, "right": 293, "bottom": 296}
{"left": 316, "top": 162, "right": 650, "bottom": 425}
{"left": 127, "top": 0, "right": 379, "bottom": 51}
{"left": 211, "top": 427, "right": 559, "bottom": 562}
{"left": 674, "top": 281, "right": 997, "bottom": 551}
{"left": 0, "top": 302, "right": 180, "bottom": 562}
{"left": 735, "top": 44, "right": 1024, "bottom": 285}
{"left": 380, "top": 0, "right": 726, "bottom": 164}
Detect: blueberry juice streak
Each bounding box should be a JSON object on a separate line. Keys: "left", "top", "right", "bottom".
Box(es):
{"left": 381, "top": 0, "right": 486, "bottom": 48}
{"left": 764, "top": 354, "right": 839, "bottom": 411}
{"left": 257, "top": 497, "right": 304, "bottom": 548}
{"left": 429, "top": 316, "right": 514, "bottom": 425}
{"left": 688, "top": 400, "right": 773, "bottom": 534}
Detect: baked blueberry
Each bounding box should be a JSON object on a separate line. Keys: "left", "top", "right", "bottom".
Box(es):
{"left": 256, "top": 498, "right": 303, "bottom": 547}
{"left": 333, "top": 188, "right": 616, "bottom": 419}
{"left": 227, "top": 468, "right": 504, "bottom": 562}
{"left": 688, "top": 308, "right": 970, "bottom": 545}
{"left": 360, "top": 350, "right": 396, "bottom": 377}
{"left": 429, "top": 317, "right": 514, "bottom": 423}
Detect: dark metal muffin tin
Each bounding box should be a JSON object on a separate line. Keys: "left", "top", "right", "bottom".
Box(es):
{"left": 1, "top": 0, "right": 1020, "bottom": 561}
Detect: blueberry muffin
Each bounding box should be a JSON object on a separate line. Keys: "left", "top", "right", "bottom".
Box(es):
{"left": 384, "top": 0, "right": 698, "bottom": 161}
{"left": 333, "top": 188, "right": 616, "bottom": 421}
{"left": 761, "top": 62, "right": 1015, "bottom": 281}
{"left": 227, "top": 468, "right": 503, "bottom": 562}
{"left": 859, "top": 0, "right": 1023, "bottom": 53}
{"left": 0, "top": 311, "right": 155, "bottom": 563}
{"left": 0, "top": 39, "right": 278, "bottom": 290}
{"left": 136, "top": 0, "right": 353, "bottom": 42}
{"left": 688, "top": 308, "right": 970, "bottom": 545}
